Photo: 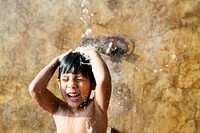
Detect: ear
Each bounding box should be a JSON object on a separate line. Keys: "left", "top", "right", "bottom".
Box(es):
{"left": 57, "top": 79, "right": 61, "bottom": 87}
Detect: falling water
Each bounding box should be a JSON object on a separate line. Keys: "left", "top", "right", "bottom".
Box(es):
{"left": 80, "top": 0, "right": 93, "bottom": 38}
{"left": 79, "top": 0, "right": 131, "bottom": 58}
{"left": 79, "top": 1, "right": 135, "bottom": 133}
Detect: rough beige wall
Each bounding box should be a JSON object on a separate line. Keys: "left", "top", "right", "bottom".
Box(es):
{"left": 0, "top": 0, "right": 200, "bottom": 133}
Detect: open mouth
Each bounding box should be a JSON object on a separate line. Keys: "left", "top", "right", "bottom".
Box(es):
{"left": 67, "top": 93, "right": 81, "bottom": 102}
{"left": 67, "top": 93, "right": 80, "bottom": 98}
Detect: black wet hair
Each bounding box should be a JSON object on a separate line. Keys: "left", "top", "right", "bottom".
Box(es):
{"left": 58, "top": 52, "right": 95, "bottom": 85}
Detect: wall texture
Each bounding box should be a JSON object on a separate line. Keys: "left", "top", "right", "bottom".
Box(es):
{"left": 0, "top": 0, "right": 200, "bottom": 133}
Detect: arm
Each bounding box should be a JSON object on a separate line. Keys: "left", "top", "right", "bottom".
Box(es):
{"left": 76, "top": 47, "right": 112, "bottom": 111}
{"left": 29, "top": 50, "right": 72, "bottom": 114}
{"left": 89, "top": 50, "right": 111, "bottom": 111}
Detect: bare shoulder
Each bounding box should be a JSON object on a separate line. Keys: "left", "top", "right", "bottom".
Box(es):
{"left": 83, "top": 99, "right": 108, "bottom": 119}
{"left": 52, "top": 100, "right": 71, "bottom": 116}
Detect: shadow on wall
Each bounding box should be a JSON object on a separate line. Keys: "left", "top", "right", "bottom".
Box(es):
{"left": 107, "top": 127, "right": 122, "bottom": 133}
{"left": 111, "top": 128, "right": 122, "bottom": 133}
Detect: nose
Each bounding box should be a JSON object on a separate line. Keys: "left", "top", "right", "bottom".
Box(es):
{"left": 67, "top": 80, "right": 76, "bottom": 89}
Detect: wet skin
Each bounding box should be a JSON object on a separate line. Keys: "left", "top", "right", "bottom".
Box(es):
{"left": 29, "top": 49, "right": 111, "bottom": 133}
{"left": 57, "top": 71, "right": 91, "bottom": 110}
{"left": 54, "top": 72, "right": 108, "bottom": 133}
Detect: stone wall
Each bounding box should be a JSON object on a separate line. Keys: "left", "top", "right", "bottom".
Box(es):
{"left": 0, "top": 0, "right": 200, "bottom": 133}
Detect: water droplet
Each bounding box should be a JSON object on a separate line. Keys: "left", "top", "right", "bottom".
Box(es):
{"left": 153, "top": 69, "right": 158, "bottom": 73}
{"left": 106, "top": 47, "right": 111, "bottom": 54}
{"left": 108, "top": 42, "right": 113, "bottom": 48}
{"left": 171, "top": 54, "right": 177, "bottom": 60}
{"left": 81, "top": 0, "right": 87, "bottom": 7}
{"left": 85, "top": 28, "right": 92, "bottom": 36}
{"left": 80, "top": 17, "right": 83, "bottom": 22}
{"left": 82, "top": 8, "right": 88, "bottom": 14}
{"left": 81, "top": 33, "right": 85, "bottom": 38}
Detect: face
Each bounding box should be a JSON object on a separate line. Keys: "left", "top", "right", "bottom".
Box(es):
{"left": 57, "top": 71, "right": 91, "bottom": 108}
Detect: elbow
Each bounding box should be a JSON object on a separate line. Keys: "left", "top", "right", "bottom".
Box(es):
{"left": 29, "top": 82, "right": 37, "bottom": 97}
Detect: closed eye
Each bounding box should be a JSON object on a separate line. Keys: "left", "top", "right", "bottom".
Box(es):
{"left": 76, "top": 78, "right": 84, "bottom": 81}
{"left": 61, "top": 78, "right": 68, "bottom": 82}
{"left": 76, "top": 76, "right": 86, "bottom": 82}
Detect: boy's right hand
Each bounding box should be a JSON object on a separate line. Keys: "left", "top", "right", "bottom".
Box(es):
{"left": 58, "top": 49, "right": 73, "bottom": 62}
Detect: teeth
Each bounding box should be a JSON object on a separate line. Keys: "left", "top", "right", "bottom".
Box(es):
{"left": 68, "top": 94, "right": 79, "bottom": 97}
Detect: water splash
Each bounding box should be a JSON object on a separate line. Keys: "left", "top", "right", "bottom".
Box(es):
{"left": 86, "top": 120, "right": 93, "bottom": 133}
{"left": 78, "top": 35, "right": 132, "bottom": 62}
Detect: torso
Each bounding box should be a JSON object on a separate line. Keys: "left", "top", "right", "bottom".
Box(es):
{"left": 53, "top": 100, "right": 108, "bottom": 133}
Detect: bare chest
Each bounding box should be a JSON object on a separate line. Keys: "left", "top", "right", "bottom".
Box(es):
{"left": 53, "top": 116, "right": 91, "bottom": 133}
{"left": 53, "top": 102, "right": 108, "bottom": 133}
{"left": 53, "top": 112, "right": 107, "bottom": 133}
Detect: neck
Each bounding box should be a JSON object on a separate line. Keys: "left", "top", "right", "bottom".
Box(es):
{"left": 68, "top": 98, "right": 92, "bottom": 113}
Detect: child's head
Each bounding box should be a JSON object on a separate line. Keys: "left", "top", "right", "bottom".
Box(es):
{"left": 58, "top": 52, "right": 95, "bottom": 108}
{"left": 58, "top": 52, "right": 95, "bottom": 88}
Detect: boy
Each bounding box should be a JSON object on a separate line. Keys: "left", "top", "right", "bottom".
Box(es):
{"left": 29, "top": 48, "right": 112, "bottom": 133}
